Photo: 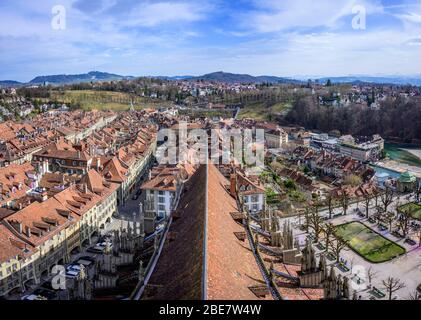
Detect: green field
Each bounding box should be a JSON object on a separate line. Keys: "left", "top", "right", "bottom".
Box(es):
{"left": 398, "top": 203, "right": 421, "bottom": 220}
{"left": 237, "top": 102, "right": 291, "bottom": 121}
{"left": 47, "top": 90, "right": 172, "bottom": 111}
{"left": 335, "top": 222, "right": 406, "bottom": 263}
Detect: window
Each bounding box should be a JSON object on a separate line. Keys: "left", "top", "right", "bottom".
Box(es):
{"left": 252, "top": 204, "right": 258, "bottom": 211}
{"left": 251, "top": 195, "right": 259, "bottom": 202}
{"left": 158, "top": 191, "right": 165, "bottom": 196}
{"left": 244, "top": 196, "right": 249, "bottom": 203}
{"left": 158, "top": 197, "right": 165, "bottom": 204}
{"left": 158, "top": 205, "right": 166, "bottom": 211}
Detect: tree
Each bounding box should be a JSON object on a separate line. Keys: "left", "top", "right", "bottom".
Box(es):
{"left": 397, "top": 208, "right": 412, "bottom": 237}
{"left": 381, "top": 187, "right": 394, "bottom": 212}
{"left": 326, "top": 194, "right": 336, "bottom": 219}
{"left": 367, "top": 267, "right": 378, "bottom": 289}
{"left": 373, "top": 188, "right": 380, "bottom": 208}
{"left": 407, "top": 290, "right": 420, "bottom": 300}
{"left": 363, "top": 193, "right": 371, "bottom": 218}
{"left": 382, "top": 277, "right": 406, "bottom": 300}
{"left": 303, "top": 207, "right": 310, "bottom": 233}
{"left": 330, "top": 235, "right": 348, "bottom": 263}
{"left": 339, "top": 190, "right": 350, "bottom": 215}
{"left": 384, "top": 212, "right": 395, "bottom": 232}
{"left": 284, "top": 179, "right": 296, "bottom": 190}
{"left": 307, "top": 207, "right": 324, "bottom": 243}
{"left": 415, "top": 184, "right": 421, "bottom": 203}
{"left": 344, "top": 174, "right": 362, "bottom": 187}
{"left": 323, "top": 223, "right": 336, "bottom": 252}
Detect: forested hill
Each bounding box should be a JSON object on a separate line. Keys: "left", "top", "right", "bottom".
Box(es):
{"left": 285, "top": 95, "right": 421, "bottom": 144}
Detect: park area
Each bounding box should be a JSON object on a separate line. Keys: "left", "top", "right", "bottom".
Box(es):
{"left": 335, "top": 222, "right": 406, "bottom": 263}
{"left": 46, "top": 90, "right": 171, "bottom": 111}
{"left": 398, "top": 202, "right": 421, "bottom": 220}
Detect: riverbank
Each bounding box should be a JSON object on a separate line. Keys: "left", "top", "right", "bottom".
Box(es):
{"left": 384, "top": 143, "right": 421, "bottom": 168}
{"left": 402, "top": 148, "right": 421, "bottom": 161}
{"left": 375, "top": 159, "right": 421, "bottom": 179}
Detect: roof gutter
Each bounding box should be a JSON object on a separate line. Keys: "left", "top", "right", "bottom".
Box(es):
{"left": 201, "top": 162, "right": 209, "bottom": 300}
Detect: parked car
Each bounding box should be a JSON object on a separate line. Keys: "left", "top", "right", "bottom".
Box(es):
{"left": 33, "top": 289, "right": 56, "bottom": 300}
{"left": 67, "top": 264, "right": 83, "bottom": 272}
{"left": 65, "top": 270, "right": 79, "bottom": 279}
{"left": 21, "top": 294, "right": 47, "bottom": 301}
{"left": 378, "top": 225, "right": 388, "bottom": 232}
{"left": 79, "top": 256, "right": 95, "bottom": 263}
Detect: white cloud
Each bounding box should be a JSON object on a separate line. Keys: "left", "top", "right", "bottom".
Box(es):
{"left": 244, "top": 0, "right": 383, "bottom": 33}
{"left": 125, "top": 2, "right": 207, "bottom": 27}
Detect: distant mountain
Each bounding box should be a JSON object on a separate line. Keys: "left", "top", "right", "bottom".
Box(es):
{"left": 3, "top": 71, "right": 421, "bottom": 87}
{"left": 317, "top": 76, "right": 421, "bottom": 86}
{"left": 0, "top": 80, "right": 23, "bottom": 88}
{"left": 188, "top": 71, "right": 301, "bottom": 84}
{"left": 29, "top": 71, "right": 134, "bottom": 85}
{"left": 154, "top": 75, "right": 194, "bottom": 80}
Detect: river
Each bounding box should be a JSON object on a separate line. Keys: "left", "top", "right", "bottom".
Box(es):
{"left": 384, "top": 143, "right": 421, "bottom": 168}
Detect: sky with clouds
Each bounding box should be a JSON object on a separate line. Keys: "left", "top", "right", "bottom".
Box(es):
{"left": 1, "top": 0, "right": 421, "bottom": 81}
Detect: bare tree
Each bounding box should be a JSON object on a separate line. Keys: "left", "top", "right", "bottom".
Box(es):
{"left": 381, "top": 186, "right": 394, "bottom": 213}
{"left": 363, "top": 193, "right": 371, "bottom": 218}
{"left": 373, "top": 188, "right": 380, "bottom": 208}
{"left": 367, "top": 267, "right": 378, "bottom": 289}
{"left": 339, "top": 190, "right": 350, "bottom": 215}
{"left": 323, "top": 222, "right": 336, "bottom": 252}
{"left": 415, "top": 184, "right": 421, "bottom": 203}
{"left": 407, "top": 290, "right": 420, "bottom": 300}
{"left": 397, "top": 208, "right": 412, "bottom": 237}
{"left": 307, "top": 207, "right": 324, "bottom": 243}
{"left": 394, "top": 198, "right": 401, "bottom": 219}
{"left": 330, "top": 235, "right": 348, "bottom": 263}
{"left": 384, "top": 212, "right": 395, "bottom": 232}
{"left": 326, "top": 194, "right": 335, "bottom": 219}
{"left": 382, "top": 277, "right": 406, "bottom": 300}
{"left": 303, "top": 207, "right": 310, "bottom": 233}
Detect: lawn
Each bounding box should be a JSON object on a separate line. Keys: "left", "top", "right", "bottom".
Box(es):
{"left": 335, "top": 222, "right": 406, "bottom": 263}
{"left": 47, "top": 90, "right": 171, "bottom": 111}
{"left": 237, "top": 102, "right": 291, "bottom": 121}
{"left": 398, "top": 202, "right": 421, "bottom": 220}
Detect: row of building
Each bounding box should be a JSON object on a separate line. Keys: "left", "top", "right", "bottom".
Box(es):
{"left": 0, "top": 111, "right": 157, "bottom": 297}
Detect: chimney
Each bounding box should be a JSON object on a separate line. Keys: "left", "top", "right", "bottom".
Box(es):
{"left": 96, "top": 157, "right": 101, "bottom": 171}
{"left": 83, "top": 183, "right": 88, "bottom": 194}
{"left": 230, "top": 173, "right": 237, "bottom": 199}
{"left": 44, "top": 159, "right": 49, "bottom": 174}
{"left": 25, "top": 226, "right": 31, "bottom": 238}
{"left": 10, "top": 220, "right": 23, "bottom": 234}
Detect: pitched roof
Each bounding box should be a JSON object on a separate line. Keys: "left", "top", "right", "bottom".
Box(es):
{"left": 145, "top": 165, "right": 207, "bottom": 300}
{"left": 206, "top": 164, "right": 268, "bottom": 300}
{"left": 145, "top": 164, "right": 269, "bottom": 300}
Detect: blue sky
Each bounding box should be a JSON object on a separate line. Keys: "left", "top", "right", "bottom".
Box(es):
{"left": 1, "top": 0, "right": 421, "bottom": 81}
